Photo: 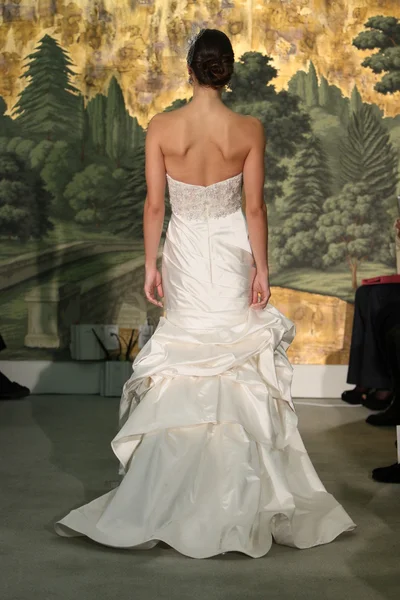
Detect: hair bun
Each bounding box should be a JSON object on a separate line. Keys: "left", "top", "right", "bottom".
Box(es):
{"left": 189, "top": 29, "right": 234, "bottom": 89}
{"left": 204, "top": 59, "right": 224, "bottom": 75}
{"left": 195, "top": 55, "right": 232, "bottom": 87}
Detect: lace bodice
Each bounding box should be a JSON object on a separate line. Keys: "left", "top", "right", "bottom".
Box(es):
{"left": 166, "top": 172, "right": 243, "bottom": 221}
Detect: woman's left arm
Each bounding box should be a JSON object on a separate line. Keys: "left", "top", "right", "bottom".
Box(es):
{"left": 142, "top": 114, "right": 166, "bottom": 307}
{"left": 143, "top": 114, "right": 166, "bottom": 269}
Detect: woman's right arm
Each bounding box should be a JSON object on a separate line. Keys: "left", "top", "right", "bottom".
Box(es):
{"left": 242, "top": 117, "right": 268, "bottom": 274}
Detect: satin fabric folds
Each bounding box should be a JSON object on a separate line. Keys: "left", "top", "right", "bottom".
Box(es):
{"left": 55, "top": 174, "right": 356, "bottom": 558}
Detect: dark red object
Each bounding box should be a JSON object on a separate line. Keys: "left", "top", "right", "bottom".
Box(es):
{"left": 362, "top": 274, "right": 400, "bottom": 286}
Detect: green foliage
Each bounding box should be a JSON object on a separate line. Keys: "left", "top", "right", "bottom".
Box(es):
{"left": 220, "top": 53, "right": 311, "bottom": 203}
{"left": 109, "top": 143, "right": 170, "bottom": 239}
{"left": 0, "top": 97, "right": 7, "bottom": 116}
{"left": 288, "top": 69, "right": 349, "bottom": 125}
{"left": 163, "top": 98, "right": 189, "bottom": 112}
{"left": 305, "top": 61, "right": 319, "bottom": 108}
{"left": 353, "top": 16, "right": 400, "bottom": 94}
{"left": 234, "top": 96, "right": 311, "bottom": 202}
{"left": 0, "top": 151, "right": 53, "bottom": 241}
{"left": 126, "top": 115, "right": 145, "bottom": 153}
{"left": 308, "top": 107, "right": 343, "bottom": 195}
{"left": 288, "top": 70, "right": 307, "bottom": 99}
{"left": 29, "top": 139, "right": 54, "bottom": 170}
{"left": 318, "top": 75, "right": 330, "bottom": 109}
{"left": 272, "top": 134, "right": 331, "bottom": 269}
{"left": 0, "top": 137, "right": 36, "bottom": 163}
{"left": 12, "top": 34, "right": 81, "bottom": 139}
{"left": 350, "top": 85, "right": 364, "bottom": 114}
{"left": 0, "top": 137, "right": 8, "bottom": 153}
{"left": 40, "top": 141, "right": 81, "bottom": 219}
{"left": 87, "top": 93, "right": 107, "bottom": 154}
{"left": 109, "top": 143, "right": 148, "bottom": 238}
{"left": 106, "top": 76, "right": 128, "bottom": 166}
{"left": 286, "top": 61, "right": 319, "bottom": 108}
{"left": 64, "top": 163, "right": 121, "bottom": 225}
{"left": 317, "top": 181, "right": 392, "bottom": 288}
{"left": 339, "top": 104, "right": 398, "bottom": 205}
{"left": 0, "top": 96, "right": 17, "bottom": 136}
{"left": 225, "top": 52, "right": 278, "bottom": 103}
{"left": 77, "top": 94, "right": 90, "bottom": 162}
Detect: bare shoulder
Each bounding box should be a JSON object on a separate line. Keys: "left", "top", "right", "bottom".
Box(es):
{"left": 242, "top": 115, "right": 265, "bottom": 137}
{"left": 147, "top": 110, "right": 181, "bottom": 138}
{"left": 146, "top": 111, "right": 168, "bottom": 132}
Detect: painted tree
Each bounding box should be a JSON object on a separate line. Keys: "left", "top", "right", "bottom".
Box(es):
{"left": 287, "top": 69, "right": 350, "bottom": 125}
{"left": 105, "top": 76, "right": 128, "bottom": 166}
{"left": 353, "top": 16, "right": 400, "bottom": 94}
{"left": 318, "top": 75, "right": 330, "bottom": 109}
{"left": 223, "top": 52, "right": 311, "bottom": 204}
{"left": 29, "top": 140, "right": 54, "bottom": 171}
{"left": 339, "top": 104, "right": 398, "bottom": 205}
{"left": 288, "top": 70, "right": 307, "bottom": 101}
{"left": 87, "top": 93, "right": 107, "bottom": 154}
{"left": 225, "top": 52, "right": 278, "bottom": 103}
{"left": 40, "top": 141, "right": 81, "bottom": 219}
{"left": 126, "top": 114, "right": 145, "bottom": 154}
{"left": 272, "top": 134, "right": 331, "bottom": 269}
{"left": 109, "top": 142, "right": 171, "bottom": 238}
{"left": 4, "top": 137, "right": 35, "bottom": 163}
{"left": 77, "top": 95, "right": 90, "bottom": 162}
{"left": 64, "top": 163, "right": 119, "bottom": 225}
{"left": 0, "top": 151, "right": 53, "bottom": 241}
{"left": 163, "top": 98, "right": 189, "bottom": 112}
{"left": 0, "top": 97, "right": 16, "bottom": 136}
{"left": 305, "top": 61, "right": 319, "bottom": 107}
{"left": 317, "top": 181, "right": 388, "bottom": 289}
{"left": 109, "top": 143, "right": 147, "bottom": 238}
{"left": 12, "top": 34, "right": 80, "bottom": 139}
{"left": 349, "top": 85, "right": 364, "bottom": 114}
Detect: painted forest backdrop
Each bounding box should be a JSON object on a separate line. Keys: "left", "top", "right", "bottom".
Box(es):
{"left": 1, "top": 2, "right": 400, "bottom": 364}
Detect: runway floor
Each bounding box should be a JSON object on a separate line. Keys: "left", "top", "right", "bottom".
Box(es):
{"left": 0, "top": 395, "right": 399, "bottom": 600}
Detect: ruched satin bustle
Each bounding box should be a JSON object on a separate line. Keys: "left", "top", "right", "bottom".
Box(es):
{"left": 55, "top": 173, "right": 356, "bottom": 558}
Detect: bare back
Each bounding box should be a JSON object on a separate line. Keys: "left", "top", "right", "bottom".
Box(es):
{"left": 145, "top": 99, "right": 266, "bottom": 217}
{"left": 157, "top": 103, "right": 256, "bottom": 186}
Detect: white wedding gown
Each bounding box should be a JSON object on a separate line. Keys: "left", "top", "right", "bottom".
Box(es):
{"left": 55, "top": 172, "right": 356, "bottom": 558}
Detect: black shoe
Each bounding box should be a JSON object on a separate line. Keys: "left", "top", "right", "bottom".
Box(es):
{"left": 366, "top": 399, "right": 400, "bottom": 427}
{"left": 0, "top": 379, "right": 30, "bottom": 400}
{"left": 372, "top": 463, "right": 400, "bottom": 483}
{"left": 361, "top": 391, "right": 393, "bottom": 411}
{"left": 341, "top": 388, "right": 367, "bottom": 405}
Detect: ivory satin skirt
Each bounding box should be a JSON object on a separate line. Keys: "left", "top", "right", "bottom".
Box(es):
{"left": 55, "top": 207, "right": 356, "bottom": 558}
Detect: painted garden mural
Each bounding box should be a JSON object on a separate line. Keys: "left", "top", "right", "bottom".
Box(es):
{"left": 0, "top": 1, "right": 400, "bottom": 365}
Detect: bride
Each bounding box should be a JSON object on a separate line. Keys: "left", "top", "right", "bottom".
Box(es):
{"left": 55, "top": 28, "right": 355, "bottom": 558}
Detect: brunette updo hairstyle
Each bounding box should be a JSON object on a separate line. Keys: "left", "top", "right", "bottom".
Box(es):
{"left": 187, "top": 29, "right": 234, "bottom": 89}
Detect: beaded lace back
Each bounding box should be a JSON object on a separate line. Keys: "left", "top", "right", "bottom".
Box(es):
{"left": 166, "top": 172, "right": 243, "bottom": 221}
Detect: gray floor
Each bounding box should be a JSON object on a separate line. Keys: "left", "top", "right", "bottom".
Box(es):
{"left": 1, "top": 395, "right": 399, "bottom": 600}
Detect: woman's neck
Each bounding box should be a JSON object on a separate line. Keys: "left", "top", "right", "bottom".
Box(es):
{"left": 190, "top": 84, "right": 223, "bottom": 109}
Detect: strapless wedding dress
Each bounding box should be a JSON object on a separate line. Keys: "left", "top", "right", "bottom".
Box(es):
{"left": 55, "top": 172, "right": 356, "bottom": 558}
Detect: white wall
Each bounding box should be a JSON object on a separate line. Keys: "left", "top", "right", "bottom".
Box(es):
{"left": 0, "top": 361, "right": 352, "bottom": 398}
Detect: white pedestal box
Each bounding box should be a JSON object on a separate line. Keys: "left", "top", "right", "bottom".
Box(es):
{"left": 70, "top": 325, "right": 120, "bottom": 360}
{"left": 100, "top": 361, "right": 133, "bottom": 397}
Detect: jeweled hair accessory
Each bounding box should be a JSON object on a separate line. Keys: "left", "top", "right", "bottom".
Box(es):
{"left": 186, "top": 28, "right": 206, "bottom": 65}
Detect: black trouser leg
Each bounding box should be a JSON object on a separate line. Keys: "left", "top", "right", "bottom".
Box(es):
{"left": 376, "top": 305, "right": 400, "bottom": 410}
{"left": 347, "top": 284, "right": 400, "bottom": 389}
{"left": 0, "top": 370, "right": 12, "bottom": 391}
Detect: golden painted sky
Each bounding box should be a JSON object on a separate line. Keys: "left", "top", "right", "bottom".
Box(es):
{"left": 1, "top": 0, "right": 400, "bottom": 127}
